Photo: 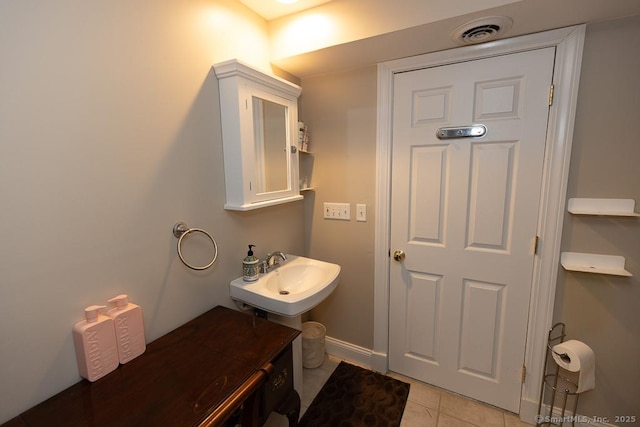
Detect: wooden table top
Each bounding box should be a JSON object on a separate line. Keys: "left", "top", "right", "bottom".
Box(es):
{"left": 5, "top": 306, "right": 299, "bottom": 427}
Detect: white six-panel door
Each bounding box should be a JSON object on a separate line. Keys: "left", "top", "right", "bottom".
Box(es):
{"left": 388, "top": 48, "right": 555, "bottom": 412}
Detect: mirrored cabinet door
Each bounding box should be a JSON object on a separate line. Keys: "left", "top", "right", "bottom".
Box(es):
{"left": 214, "top": 59, "right": 302, "bottom": 211}
{"left": 253, "top": 96, "right": 289, "bottom": 194}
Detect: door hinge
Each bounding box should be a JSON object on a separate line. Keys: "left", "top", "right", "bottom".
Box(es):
{"left": 521, "top": 365, "right": 527, "bottom": 383}
{"left": 548, "top": 84, "right": 555, "bottom": 106}
{"left": 534, "top": 236, "right": 540, "bottom": 255}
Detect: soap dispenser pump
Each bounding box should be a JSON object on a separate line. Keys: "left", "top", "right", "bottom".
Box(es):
{"left": 242, "top": 244, "right": 259, "bottom": 282}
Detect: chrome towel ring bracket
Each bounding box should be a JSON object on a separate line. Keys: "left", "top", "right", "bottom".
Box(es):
{"left": 172, "top": 222, "right": 218, "bottom": 271}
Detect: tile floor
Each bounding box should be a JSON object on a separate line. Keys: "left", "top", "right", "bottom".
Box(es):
{"left": 266, "top": 354, "right": 534, "bottom": 427}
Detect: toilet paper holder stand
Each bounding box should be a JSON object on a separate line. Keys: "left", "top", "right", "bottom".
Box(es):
{"left": 536, "top": 323, "right": 581, "bottom": 427}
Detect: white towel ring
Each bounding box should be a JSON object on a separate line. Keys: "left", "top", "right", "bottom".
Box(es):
{"left": 172, "top": 222, "right": 218, "bottom": 270}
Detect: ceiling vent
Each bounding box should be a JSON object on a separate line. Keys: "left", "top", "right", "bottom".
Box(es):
{"left": 451, "top": 16, "right": 513, "bottom": 45}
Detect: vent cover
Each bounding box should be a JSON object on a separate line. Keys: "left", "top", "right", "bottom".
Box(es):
{"left": 452, "top": 16, "right": 513, "bottom": 45}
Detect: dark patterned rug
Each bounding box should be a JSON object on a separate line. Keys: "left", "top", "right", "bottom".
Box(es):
{"left": 299, "top": 361, "right": 410, "bottom": 427}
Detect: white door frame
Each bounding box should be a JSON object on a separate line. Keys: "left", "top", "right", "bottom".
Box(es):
{"left": 373, "top": 25, "right": 585, "bottom": 422}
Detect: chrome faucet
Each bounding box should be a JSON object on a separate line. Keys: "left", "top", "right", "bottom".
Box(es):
{"left": 261, "top": 252, "right": 287, "bottom": 273}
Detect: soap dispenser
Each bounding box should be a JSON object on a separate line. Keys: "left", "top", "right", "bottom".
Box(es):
{"left": 72, "top": 305, "right": 119, "bottom": 382}
{"left": 242, "top": 244, "right": 259, "bottom": 282}
{"left": 107, "top": 294, "right": 146, "bottom": 364}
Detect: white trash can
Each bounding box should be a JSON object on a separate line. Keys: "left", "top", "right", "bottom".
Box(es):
{"left": 302, "top": 321, "right": 326, "bottom": 369}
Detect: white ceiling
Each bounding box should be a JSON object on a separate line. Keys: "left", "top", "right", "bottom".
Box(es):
{"left": 241, "top": 0, "right": 640, "bottom": 77}
{"left": 239, "top": 0, "right": 333, "bottom": 20}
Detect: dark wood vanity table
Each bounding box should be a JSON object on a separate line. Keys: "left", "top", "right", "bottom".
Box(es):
{"left": 3, "top": 306, "right": 300, "bottom": 427}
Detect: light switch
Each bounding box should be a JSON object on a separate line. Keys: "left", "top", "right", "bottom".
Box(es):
{"left": 356, "top": 204, "right": 367, "bottom": 222}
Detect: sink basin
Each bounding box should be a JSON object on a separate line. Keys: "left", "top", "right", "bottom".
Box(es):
{"left": 229, "top": 255, "right": 340, "bottom": 317}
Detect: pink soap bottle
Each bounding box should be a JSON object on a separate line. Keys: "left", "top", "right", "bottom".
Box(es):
{"left": 72, "top": 305, "right": 119, "bottom": 382}
{"left": 107, "top": 294, "right": 146, "bottom": 364}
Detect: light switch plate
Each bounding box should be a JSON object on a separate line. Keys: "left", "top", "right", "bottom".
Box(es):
{"left": 356, "top": 204, "right": 367, "bottom": 222}
{"left": 323, "top": 202, "right": 351, "bottom": 220}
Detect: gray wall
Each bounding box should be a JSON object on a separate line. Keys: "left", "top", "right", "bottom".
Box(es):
{"left": 302, "top": 15, "right": 640, "bottom": 420}
{"left": 0, "top": 1, "right": 305, "bottom": 423}
{"left": 301, "top": 65, "right": 378, "bottom": 348}
{"left": 553, "top": 15, "right": 640, "bottom": 418}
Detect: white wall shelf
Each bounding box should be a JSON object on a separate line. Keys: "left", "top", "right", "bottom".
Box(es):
{"left": 561, "top": 252, "right": 632, "bottom": 276}
{"left": 567, "top": 198, "right": 639, "bottom": 216}
{"left": 298, "top": 143, "right": 314, "bottom": 194}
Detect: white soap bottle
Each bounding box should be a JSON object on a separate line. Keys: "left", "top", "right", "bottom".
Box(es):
{"left": 107, "top": 294, "right": 146, "bottom": 364}
{"left": 73, "top": 305, "right": 119, "bottom": 382}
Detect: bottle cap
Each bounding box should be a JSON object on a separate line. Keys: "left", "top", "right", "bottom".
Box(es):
{"left": 84, "top": 305, "right": 106, "bottom": 323}
{"left": 108, "top": 294, "right": 129, "bottom": 308}
{"left": 247, "top": 244, "right": 255, "bottom": 256}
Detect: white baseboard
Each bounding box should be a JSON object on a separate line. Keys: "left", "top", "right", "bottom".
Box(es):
{"left": 519, "top": 398, "right": 541, "bottom": 425}
{"left": 370, "top": 350, "right": 389, "bottom": 373}
{"left": 325, "top": 335, "right": 373, "bottom": 368}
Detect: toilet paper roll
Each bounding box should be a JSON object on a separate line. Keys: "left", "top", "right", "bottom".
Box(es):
{"left": 552, "top": 339, "right": 595, "bottom": 393}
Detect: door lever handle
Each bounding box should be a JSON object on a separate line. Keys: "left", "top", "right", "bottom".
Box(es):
{"left": 393, "top": 250, "right": 406, "bottom": 262}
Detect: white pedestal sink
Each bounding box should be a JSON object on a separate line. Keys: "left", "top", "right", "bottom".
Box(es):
{"left": 229, "top": 255, "right": 340, "bottom": 397}
{"left": 230, "top": 255, "right": 340, "bottom": 317}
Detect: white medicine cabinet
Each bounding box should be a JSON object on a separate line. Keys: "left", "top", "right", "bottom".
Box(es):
{"left": 214, "top": 59, "right": 303, "bottom": 211}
